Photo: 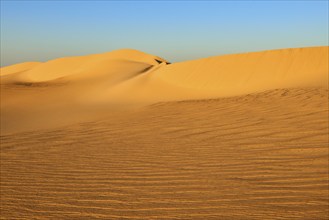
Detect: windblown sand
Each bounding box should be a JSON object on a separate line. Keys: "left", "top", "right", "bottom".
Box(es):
{"left": 1, "top": 47, "right": 328, "bottom": 219}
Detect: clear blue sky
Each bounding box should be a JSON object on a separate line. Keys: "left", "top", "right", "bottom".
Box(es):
{"left": 1, "top": 0, "right": 328, "bottom": 66}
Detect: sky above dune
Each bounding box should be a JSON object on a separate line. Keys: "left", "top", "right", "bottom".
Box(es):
{"left": 1, "top": 0, "right": 328, "bottom": 66}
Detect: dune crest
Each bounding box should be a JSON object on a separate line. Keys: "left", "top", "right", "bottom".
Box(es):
{"left": 1, "top": 47, "right": 327, "bottom": 98}
{"left": 96, "top": 46, "right": 328, "bottom": 102}
{"left": 154, "top": 47, "right": 328, "bottom": 94}
{"left": 1, "top": 49, "right": 168, "bottom": 82}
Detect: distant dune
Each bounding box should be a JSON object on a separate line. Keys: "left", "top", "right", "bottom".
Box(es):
{"left": 1, "top": 46, "right": 328, "bottom": 133}
{"left": 2, "top": 47, "right": 328, "bottom": 99}
{"left": 2, "top": 47, "right": 328, "bottom": 89}
{"left": 1, "top": 47, "right": 328, "bottom": 219}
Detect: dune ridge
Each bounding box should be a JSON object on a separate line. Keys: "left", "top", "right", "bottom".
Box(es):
{"left": 2, "top": 46, "right": 328, "bottom": 99}
{"left": 105, "top": 46, "right": 328, "bottom": 103}
{"left": 1, "top": 49, "right": 168, "bottom": 83}
{"left": 1, "top": 46, "right": 328, "bottom": 133}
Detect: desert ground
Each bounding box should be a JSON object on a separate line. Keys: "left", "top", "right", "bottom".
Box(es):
{"left": 1, "top": 47, "right": 328, "bottom": 219}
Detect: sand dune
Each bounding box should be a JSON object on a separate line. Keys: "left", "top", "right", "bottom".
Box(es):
{"left": 2, "top": 47, "right": 328, "bottom": 86}
{"left": 1, "top": 46, "right": 328, "bottom": 133}
{"left": 107, "top": 46, "right": 329, "bottom": 103}
{"left": 2, "top": 47, "right": 328, "bottom": 103}
{"left": 2, "top": 49, "right": 167, "bottom": 82}
{"left": 1, "top": 47, "right": 328, "bottom": 219}
{"left": 151, "top": 46, "right": 328, "bottom": 97}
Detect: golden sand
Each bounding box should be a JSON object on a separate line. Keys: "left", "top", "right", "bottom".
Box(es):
{"left": 1, "top": 47, "right": 328, "bottom": 219}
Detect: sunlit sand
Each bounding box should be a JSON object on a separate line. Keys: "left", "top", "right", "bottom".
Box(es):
{"left": 1, "top": 47, "right": 328, "bottom": 219}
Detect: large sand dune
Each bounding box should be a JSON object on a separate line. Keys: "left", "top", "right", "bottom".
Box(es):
{"left": 2, "top": 47, "right": 327, "bottom": 99}
{"left": 1, "top": 47, "right": 328, "bottom": 219}
{"left": 1, "top": 46, "right": 328, "bottom": 133}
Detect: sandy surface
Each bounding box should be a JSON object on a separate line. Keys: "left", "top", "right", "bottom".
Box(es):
{"left": 1, "top": 47, "right": 328, "bottom": 219}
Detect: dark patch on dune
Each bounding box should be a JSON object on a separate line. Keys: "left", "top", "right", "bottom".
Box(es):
{"left": 155, "top": 59, "right": 162, "bottom": 64}
{"left": 12, "top": 81, "right": 66, "bottom": 87}
{"left": 155, "top": 59, "right": 171, "bottom": 65}
{"left": 139, "top": 65, "right": 154, "bottom": 73}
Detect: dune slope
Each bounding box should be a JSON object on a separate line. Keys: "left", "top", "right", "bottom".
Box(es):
{"left": 0, "top": 62, "right": 41, "bottom": 76}
{"left": 108, "top": 46, "right": 328, "bottom": 102}
{"left": 1, "top": 88, "right": 328, "bottom": 219}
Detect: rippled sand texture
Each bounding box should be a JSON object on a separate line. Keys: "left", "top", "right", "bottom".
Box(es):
{"left": 1, "top": 88, "right": 328, "bottom": 219}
